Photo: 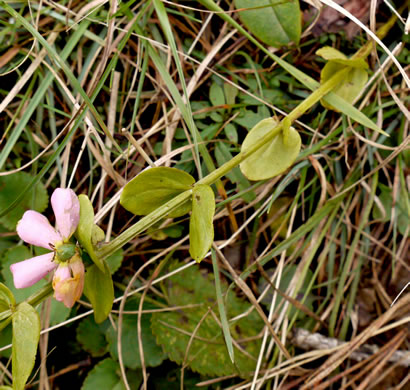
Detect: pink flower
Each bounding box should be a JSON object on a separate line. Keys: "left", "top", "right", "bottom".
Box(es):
{"left": 10, "top": 188, "right": 84, "bottom": 308}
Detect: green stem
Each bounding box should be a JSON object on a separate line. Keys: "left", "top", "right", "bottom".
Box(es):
{"left": 96, "top": 190, "right": 193, "bottom": 258}
{"left": 0, "top": 284, "right": 53, "bottom": 322}
{"left": 99, "top": 68, "right": 348, "bottom": 258}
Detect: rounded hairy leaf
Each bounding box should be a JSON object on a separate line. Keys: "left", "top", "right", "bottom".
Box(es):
{"left": 235, "top": 0, "right": 301, "bottom": 48}
{"left": 83, "top": 261, "right": 113, "bottom": 323}
{"left": 120, "top": 167, "right": 195, "bottom": 218}
{"left": 12, "top": 302, "right": 40, "bottom": 390}
{"left": 75, "top": 195, "right": 104, "bottom": 271}
{"left": 240, "top": 118, "right": 301, "bottom": 180}
{"left": 189, "top": 185, "right": 215, "bottom": 262}
{"left": 151, "top": 261, "right": 264, "bottom": 377}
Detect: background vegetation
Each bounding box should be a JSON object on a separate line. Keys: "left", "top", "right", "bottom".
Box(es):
{"left": 0, "top": 0, "right": 409, "bottom": 389}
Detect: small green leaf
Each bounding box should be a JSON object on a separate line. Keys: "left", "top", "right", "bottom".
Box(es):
{"left": 320, "top": 62, "right": 368, "bottom": 111}
{"left": 209, "top": 82, "right": 225, "bottom": 107}
{"left": 224, "top": 123, "right": 238, "bottom": 144}
{"left": 12, "top": 302, "right": 40, "bottom": 390}
{"left": 235, "top": 0, "right": 301, "bottom": 48}
{"left": 0, "top": 386, "right": 13, "bottom": 390}
{"left": 239, "top": 118, "right": 301, "bottom": 180}
{"left": 0, "top": 173, "right": 48, "bottom": 231}
{"left": 189, "top": 185, "right": 215, "bottom": 262}
{"left": 120, "top": 167, "right": 195, "bottom": 217}
{"left": 83, "top": 260, "right": 114, "bottom": 323}
{"left": 75, "top": 195, "right": 104, "bottom": 271}
{"left": 223, "top": 82, "right": 238, "bottom": 106}
{"left": 317, "top": 47, "right": 368, "bottom": 112}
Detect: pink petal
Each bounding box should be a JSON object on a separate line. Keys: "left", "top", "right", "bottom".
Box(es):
{"left": 53, "top": 256, "right": 84, "bottom": 308}
{"left": 51, "top": 188, "right": 80, "bottom": 240}
{"left": 17, "top": 210, "right": 62, "bottom": 249}
{"left": 53, "top": 263, "right": 71, "bottom": 281}
{"left": 10, "top": 253, "right": 57, "bottom": 288}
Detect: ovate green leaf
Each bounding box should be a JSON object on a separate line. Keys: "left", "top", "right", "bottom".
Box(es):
{"left": 321, "top": 62, "right": 368, "bottom": 111}
{"left": 209, "top": 82, "right": 225, "bottom": 107}
{"left": 224, "top": 82, "right": 238, "bottom": 106}
{"left": 12, "top": 302, "right": 40, "bottom": 390}
{"left": 189, "top": 185, "right": 215, "bottom": 262}
{"left": 317, "top": 48, "right": 368, "bottom": 112}
{"left": 120, "top": 167, "right": 195, "bottom": 218}
{"left": 0, "top": 173, "right": 48, "bottom": 231}
{"left": 240, "top": 118, "right": 301, "bottom": 180}
{"left": 83, "top": 261, "right": 114, "bottom": 323}
{"left": 235, "top": 0, "right": 301, "bottom": 48}
{"left": 75, "top": 195, "right": 104, "bottom": 271}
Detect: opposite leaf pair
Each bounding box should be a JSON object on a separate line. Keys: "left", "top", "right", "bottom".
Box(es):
{"left": 120, "top": 167, "right": 215, "bottom": 262}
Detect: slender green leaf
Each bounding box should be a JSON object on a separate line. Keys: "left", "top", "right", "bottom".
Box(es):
{"left": 83, "top": 261, "right": 114, "bottom": 323}
{"left": 12, "top": 302, "right": 40, "bottom": 390}
{"left": 189, "top": 185, "right": 215, "bottom": 262}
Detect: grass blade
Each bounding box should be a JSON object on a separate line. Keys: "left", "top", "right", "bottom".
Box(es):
{"left": 211, "top": 248, "right": 235, "bottom": 363}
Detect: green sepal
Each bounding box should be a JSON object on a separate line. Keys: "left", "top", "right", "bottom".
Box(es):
{"left": 55, "top": 243, "right": 76, "bottom": 262}
{"left": 75, "top": 195, "right": 105, "bottom": 272}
